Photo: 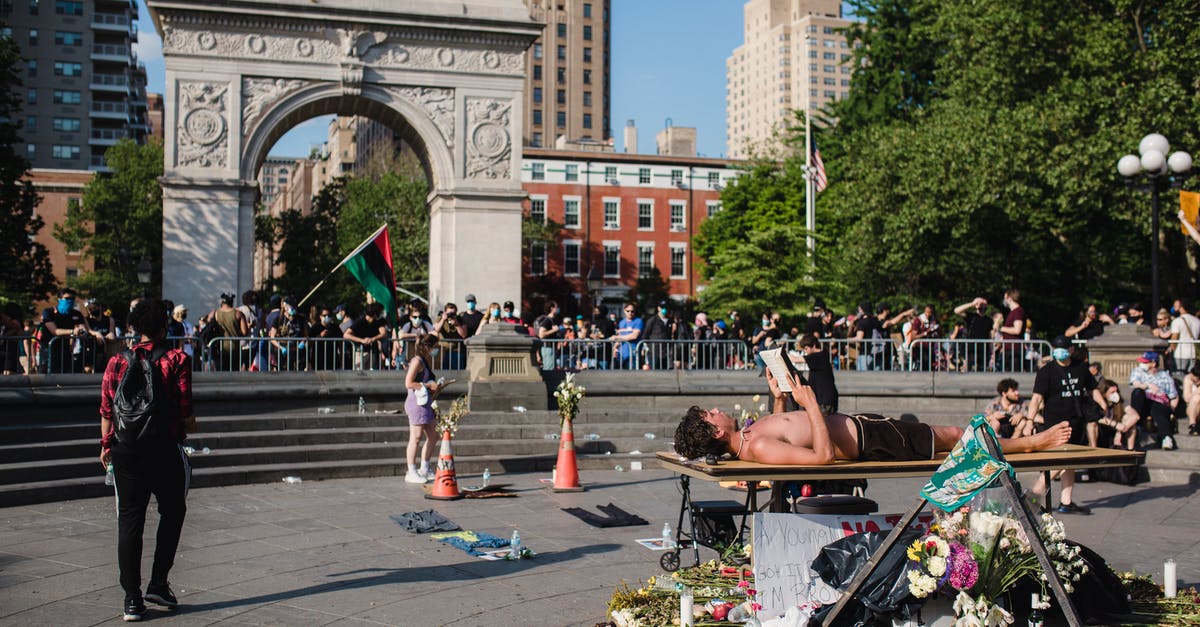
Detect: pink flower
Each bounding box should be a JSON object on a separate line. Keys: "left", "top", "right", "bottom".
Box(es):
{"left": 747, "top": 589, "right": 757, "bottom": 596}
{"left": 751, "top": 602, "right": 763, "bottom": 612}
{"left": 946, "top": 543, "right": 978, "bottom": 590}
{"left": 737, "top": 580, "right": 750, "bottom": 589}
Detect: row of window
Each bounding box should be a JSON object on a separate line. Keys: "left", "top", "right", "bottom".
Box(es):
{"left": 531, "top": 64, "right": 595, "bottom": 84}
{"left": 531, "top": 88, "right": 595, "bottom": 107}
{"left": 550, "top": 22, "right": 596, "bottom": 41}
{"left": 14, "top": 1, "right": 83, "bottom": 16}
{"left": 23, "top": 143, "right": 82, "bottom": 159}
{"left": 530, "top": 196, "right": 708, "bottom": 231}
{"left": 26, "top": 89, "right": 82, "bottom": 104}
{"left": 24, "top": 116, "right": 82, "bottom": 131}
{"left": 529, "top": 163, "right": 724, "bottom": 188}
{"left": 529, "top": 241, "right": 688, "bottom": 279}
{"left": 532, "top": 109, "right": 593, "bottom": 129}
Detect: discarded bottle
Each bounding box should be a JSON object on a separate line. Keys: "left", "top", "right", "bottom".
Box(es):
{"left": 1028, "top": 594, "right": 1044, "bottom": 627}
{"left": 358, "top": 396, "right": 366, "bottom": 415}
{"left": 482, "top": 468, "right": 491, "bottom": 487}
{"left": 513, "top": 405, "right": 527, "bottom": 413}
{"left": 662, "top": 522, "right": 672, "bottom": 544}
{"left": 317, "top": 407, "right": 335, "bottom": 414}
{"left": 282, "top": 476, "right": 302, "bottom": 484}
{"left": 509, "top": 529, "right": 522, "bottom": 559}
{"left": 104, "top": 463, "right": 115, "bottom": 486}
{"left": 544, "top": 433, "right": 559, "bottom": 440}
{"left": 614, "top": 465, "right": 625, "bottom": 472}
{"left": 586, "top": 433, "right": 600, "bottom": 441}
{"left": 201, "top": 447, "right": 211, "bottom": 455}
{"left": 727, "top": 603, "right": 751, "bottom": 622}
{"left": 644, "top": 433, "right": 656, "bottom": 440}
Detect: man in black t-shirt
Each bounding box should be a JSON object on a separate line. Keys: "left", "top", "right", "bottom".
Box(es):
{"left": 44, "top": 288, "right": 91, "bottom": 373}
{"left": 344, "top": 303, "right": 389, "bottom": 369}
{"left": 852, "top": 302, "right": 883, "bottom": 371}
{"left": 1027, "top": 335, "right": 1107, "bottom": 515}
{"left": 953, "top": 297, "right": 995, "bottom": 372}
{"left": 459, "top": 294, "right": 484, "bottom": 337}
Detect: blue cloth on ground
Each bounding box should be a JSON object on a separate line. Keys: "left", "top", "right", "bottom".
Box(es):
{"left": 433, "top": 530, "right": 510, "bottom": 556}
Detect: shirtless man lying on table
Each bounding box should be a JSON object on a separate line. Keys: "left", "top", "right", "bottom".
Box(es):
{"left": 674, "top": 369, "right": 1073, "bottom": 464}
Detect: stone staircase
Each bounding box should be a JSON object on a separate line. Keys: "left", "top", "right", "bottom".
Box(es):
{"left": 0, "top": 399, "right": 680, "bottom": 507}
{"left": 1143, "top": 430, "right": 1200, "bottom": 485}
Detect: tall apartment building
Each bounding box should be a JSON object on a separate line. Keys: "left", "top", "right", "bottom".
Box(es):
{"left": 726, "top": 0, "right": 853, "bottom": 159}
{"left": 522, "top": 0, "right": 610, "bottom": 148}
{"left": 257, "top": 156, "right": 300, "bottom": 209}
{"left": 3, "top": 0, "right": 150, "bottom": 171}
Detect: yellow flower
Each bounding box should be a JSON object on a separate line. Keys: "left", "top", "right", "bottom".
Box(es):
{"left": 906, "top": 539, "right": 923, "bottom": 562}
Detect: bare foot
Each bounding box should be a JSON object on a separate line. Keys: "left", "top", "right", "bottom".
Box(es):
{"left": 1032, "top": 422, "right": 1072, "bottom": 450}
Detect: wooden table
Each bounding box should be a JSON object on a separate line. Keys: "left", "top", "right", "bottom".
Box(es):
{"left": 657, "top": 445, "right": 1145, "bottom": 512}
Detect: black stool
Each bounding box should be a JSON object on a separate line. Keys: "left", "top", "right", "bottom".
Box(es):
{"left": 792, "top": 494, "right": 878, "bottom": 515}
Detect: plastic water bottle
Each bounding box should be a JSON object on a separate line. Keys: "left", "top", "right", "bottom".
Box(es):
{"left": 509, "top": 529, "right": 522, "bottom": 559}
{"left": 358, "top": 396, "right": 365, "bottom": 415}
{"left": 482, "top": 468, "right": 491, "bottom": 487}
{"left": 104, "top": 463, "right": 115, "bottom": 486}
{"left": 662, "top": 522, "right": 672, "bottom": 546}
{"left": 282, "top": 476, "right": 302, "bottom": 484}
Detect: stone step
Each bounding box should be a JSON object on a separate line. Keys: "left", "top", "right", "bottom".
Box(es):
{"left": 1147, "top": 466, "right": 1200, "bottom": 484}
{"left": 0, "top": 451, "right": 657, "bottom": 507}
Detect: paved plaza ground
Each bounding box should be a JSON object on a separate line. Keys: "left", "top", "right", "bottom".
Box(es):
{"left": 0, "top": 468, "right": 1195, "bottom": 626}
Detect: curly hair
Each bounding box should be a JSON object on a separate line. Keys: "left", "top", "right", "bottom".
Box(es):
{"left": 674, "top": 406, "right": 728, "bottom": 459}
{"left": 127, "top": 298, "right": 168, "bottom": 337}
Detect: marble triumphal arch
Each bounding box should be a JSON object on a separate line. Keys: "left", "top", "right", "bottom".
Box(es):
{"left": 147, "top": 0, "right": 540, "bottom": 314}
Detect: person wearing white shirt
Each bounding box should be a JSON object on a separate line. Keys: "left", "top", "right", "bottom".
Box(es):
{"left": 1170, "top": 299, "right": 1200, "bottom": 376}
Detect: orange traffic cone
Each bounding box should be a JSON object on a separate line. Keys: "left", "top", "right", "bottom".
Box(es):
{"left": 425, "top": 430, "right": 463, "bottom": 500}
{"left": 552, "top": 414, "right": 584, "bottom": 492}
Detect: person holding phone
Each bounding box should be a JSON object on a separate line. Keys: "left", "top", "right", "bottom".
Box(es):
{"left": 404, "top": 335, "right": 449, "bottom": 484}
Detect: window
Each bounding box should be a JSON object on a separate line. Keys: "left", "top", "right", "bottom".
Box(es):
{"left": 532, "top": 132, "right": 542, "bottom": 147}
{"left": 557, "top": 45, "right": 566, "bottom": 60}
{"left": 557, "top": 23, "right": 566, "bottom": 37}
{"left": 556, "top": 67, "right": 565, "bottom": 83}
{"left": 824, "top": 39, "right": 835, "bottom": 47}
{"left": 529, "top": 196, "right": 546, "bottom": 223}
{"left": 52, "top": 144, "right": 80, "bottom": 159}
{"left": 583, "top": 47, "right": 592, "bottom": 63}
{"left": 603, "top": 199, "right": 619, "bottom": 227}
{"left": 583, "top": 113, "right": 592, "bottom": 129}
{"left": 26, "top": 143, "right": 35, "bottom": 158}
{"left": 583, "top": 69, "right": 591, "bottom": 84}
{"left": 29, "top": 0, "right": 38, "bottom": 15}
{"left": 531, "top": 162, "right": 545, "bottom": 181}
{"left": 583, "top": 2, "right": 592, "bottom": 17}
{"left": 27, "top": 89, "right": 36, "bottom": 104}
{"left": 809, "top": 63, "right": 817, "bottom": 71}
{"left": 52, "top": 117, "right": 80, "bottom": 131}
{"left": 637, "top": 245, "right": 654, "bottom": 278}
{"left": 824, "top": 77, "right": 836, "bottom": 85}
{"left": 54, "top": 30, "right": 81, "bottom": 45}
{"left": 54, "top": 0, "right": 80, "bottom": 15}
{"left": 706, "top": 201, "right": 722, "bottom": 217}
{"left": 26, "top": 59, "right": 35, "bottom": 77}
{"left": 604, "top": 165, "right": 617, "bottom": 181}
{"left": 638, "top": 167, "right": 650, "bottom": 184}
{"left": 557, "top": 89, "right": 566, "bottom": 104}
{"left": 824, "top": 64, "right": 835, "bottom": 73}
{"left": 637, "top": 200, "right": 653, "bottom": 230}
{"left": 54, "top": 61, "right": 82, "bottom": 76}
{"left": 53, "top": 89, "right": 81, "bottom": 104}
{"left": 583, "top": 25, "right": 592, "bottom": 41}
{"left": 824, "top": 90, "right": 837, "bottom": 98}
{"left": 841, "top": 79, "right": 850, "bottom": 86}
{"left": 563, "top": 197, "right": 580, "bottom": 227}
{"left": 809, "top": 49, "right": 817, "bottom": 59}
{"left": 842, "top": 53, "right": 852, "bottom": 62}
{"left": 823, "top": 51, "right": 836, "bottom": 60}
{"left": 556, "top": 111, "right": 566, "bottom": 127}
{"left": 533, "top": 64, "right": 542, "bottom": 80}
{"left": 670, "top": 201, "right": 686, "bottom": 230}
{"left": 532, "top": 109, "right": 542, "bottom": 125}
{"left": 28, "top": 28, "right": 37, "bottom": 45}
{"left": 583, "top": 91, "right": 592, "bottom": 106}
{"left": 563, "top": 240, "right": 581, "bottom": 276}
{"left": 533, "top": 87, "right": 542, "bottom": 103}
{"left": 708, "top": 172, "right": 720, "bottom": 188}
{"left": 823, "top": 26, "right": 834, "bottom": 34}
{"left": 25, "top": 116, "right": 35, "bottom": 131}
{"left": 565, "top": 163, "right": 578, "bottom": 182}
{"left": 530, "top": 242, "right": 546, "bottom": 275}
{"left": 670, "top": 169, "right": 683, "bottom": 185}
{"left": 603, "top": 243, "right": 620, "bottom": 277}
{"left": 533, "top": 43, "right": 542, "bottom": 59}
{"left": 670, "top": 245, "right": 687, "bottom": 278}
{"left": 65, "top": 268, "right": 78, "bottom": 279}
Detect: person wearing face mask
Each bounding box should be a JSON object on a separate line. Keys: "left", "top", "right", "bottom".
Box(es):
{"left": 269, "top": 297, "right": 308, "bottom": 371}
{"left": 396, "top": 301, "right": 436, "bottom": 369}
{"left": 641, "top": 301, "right": 673, "bottom": 370}
{"left": 750, "top": 310, "right": 781, "bottom": 375}
{"left": 344, "top": 303, "right": 389, "bottom": 369}
{"left": 1026, "top": 335, "right": 1107, "bottom": 514}
{"left": 308, "top": 305, "right": 342, "bottom": 370}
{"left": 44, "top": 288, "right": 92, "bottom": 373}
{"left": 458, "top": 294, "right": 484, "bottom": 337}
{"left": 404, "top": 334, "right": 448, "bottom": 484}
{"left": 1096, "top": 380, "right": 1141, "bottom": 450}
{"left": 1129, "top": 351, "right": 1179, "bottom": 450}
{"left": 481, "top": 301, "right": 503, "bottom": 327}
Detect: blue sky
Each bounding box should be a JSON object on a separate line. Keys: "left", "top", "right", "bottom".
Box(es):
{"left": 135, "top": 1, "right": 744, "bottom": 159}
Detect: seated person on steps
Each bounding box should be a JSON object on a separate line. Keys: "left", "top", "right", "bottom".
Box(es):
{"left": 673, "top": 369, "right": 1073, "bottom": 465}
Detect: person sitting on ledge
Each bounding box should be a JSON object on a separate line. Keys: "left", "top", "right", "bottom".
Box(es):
{"left": 674, "top": 369, "right": 1073, "bottom": 465}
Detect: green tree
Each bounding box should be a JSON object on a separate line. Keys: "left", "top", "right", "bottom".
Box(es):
{"left": 0, "top": 27, "right": 54, "bottom": 308}
{"left": 337, "top": 164, "right": 430, "bottom": 296}
{"left": 260, "top": 177, "right": 343, "bottom": 305}
{"left": 626, "top": 267, "right": 670, "bottom": 314}
{"left": 54, "top": 138, "right": 163, "bottom": 309}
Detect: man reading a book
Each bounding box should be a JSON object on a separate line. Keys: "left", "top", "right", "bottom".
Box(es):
{"left": 673, "top": 370, "right": 1073, "bottom": 465}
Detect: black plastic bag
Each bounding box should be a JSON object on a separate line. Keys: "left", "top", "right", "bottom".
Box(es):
{"left": 808, "top": 529, "right": 924, "bottom": 627}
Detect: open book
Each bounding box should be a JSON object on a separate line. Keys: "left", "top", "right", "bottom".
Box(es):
{"left": 759, "top": 347, "right": 806, "bottom": 392}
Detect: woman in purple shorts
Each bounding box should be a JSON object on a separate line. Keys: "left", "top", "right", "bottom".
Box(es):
{"left": 404, "top": 335, "right": 444, "bottom": 484}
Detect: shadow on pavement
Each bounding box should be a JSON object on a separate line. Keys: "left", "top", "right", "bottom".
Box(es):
{"left": 1083, "top": 481, "right": 1200, "bottom": 510}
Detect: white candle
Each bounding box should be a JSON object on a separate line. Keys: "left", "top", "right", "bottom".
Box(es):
{"left": 1165, "top": 559, "right": 1177, "bottom": 598}
{"left": 680, "top": 587, "right": 694, "bottom": 627}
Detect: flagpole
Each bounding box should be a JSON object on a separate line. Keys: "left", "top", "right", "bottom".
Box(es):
{"left": 296, "top": 223, "right": 389, "bottom": 309}
{"left": 804, "top": 102, "right": 815, "bottom": 258}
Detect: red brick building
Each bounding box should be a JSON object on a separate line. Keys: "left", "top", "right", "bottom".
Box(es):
{"left": 520, "top": 148, "right": 739, "bottom": 311}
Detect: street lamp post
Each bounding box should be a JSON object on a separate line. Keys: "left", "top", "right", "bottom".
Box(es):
{"left": 1118, "top": 133, "right": 1193, "bottom": 314}
{"left": 136, "top": 257, "right": 152, "bottom": 297}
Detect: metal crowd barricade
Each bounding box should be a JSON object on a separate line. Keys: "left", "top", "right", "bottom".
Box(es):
{"left": 44, "top": 334, "right": 126, "bottom": 374}
{"left": 907, "top": 338, "right": 1051, "bottom": 373}
{"left": 0, "top": 333, "right": 36, "bottom": 375}
{"left": 206, "top": 336, "right": 361, "bottom": 372}
{"left": 537, "top": 338, "right": 749, "bottom": 371}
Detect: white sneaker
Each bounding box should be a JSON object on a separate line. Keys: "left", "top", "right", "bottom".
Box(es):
{"left": 1163, "top": 436, "right": 1177, "bottom": 450}
{"left": 419, "top": 467, "right": 433, "bottom": 480}
{"left": 404, "top": 470, "right": 427, "bottom": 484}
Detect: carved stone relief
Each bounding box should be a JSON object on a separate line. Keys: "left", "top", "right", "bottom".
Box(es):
{"left": 465, "top": 97, "right": 512, "bottom": 180}
{"left": 388, "top": 86, "right": 455, "bottom": 147}
{"left": 364, "top": 43, "right": 523, "bottom": 75}
{"left": 177, "top": 81, "right": 229, "bottom": 169}
{"left": 242, "top": 78, "right": 311, "bottom": 138}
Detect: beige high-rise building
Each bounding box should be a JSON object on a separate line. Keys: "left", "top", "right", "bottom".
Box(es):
{"left": 726, "top": 0, "right": 854, "bottom": 159}
{"left": 522, "top": 0, "right": 610, "bottom": 148}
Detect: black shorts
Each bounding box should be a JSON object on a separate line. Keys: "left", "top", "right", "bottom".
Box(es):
{"left": 849, "top": 413, "right": 936, "bottom": 462}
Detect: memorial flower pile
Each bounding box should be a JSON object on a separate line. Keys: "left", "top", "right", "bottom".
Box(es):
{"left": 733, "top": 395, "right": 768, "bottom": 429}
{"left": 553, "top": 373, "right": 586, "bottom": 423}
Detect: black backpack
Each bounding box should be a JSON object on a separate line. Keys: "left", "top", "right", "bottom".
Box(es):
{"left": 113, "top": 346, "right": 172, "bottom": 446}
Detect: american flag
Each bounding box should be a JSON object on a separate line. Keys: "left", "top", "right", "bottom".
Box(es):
{"left": 811, "top": 140, "right": 828, "bottom": 193}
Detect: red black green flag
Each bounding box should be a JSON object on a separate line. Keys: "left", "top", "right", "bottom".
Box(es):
{"left": 339, "top": 224, "right": 398, "bottom": 324}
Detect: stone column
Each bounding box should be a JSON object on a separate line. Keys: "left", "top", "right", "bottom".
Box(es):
{"left": 463, "top": 322, "right": 546, "bottom": 411}
{"left": 427, "top": 190, "right": 524, "bottom": 311}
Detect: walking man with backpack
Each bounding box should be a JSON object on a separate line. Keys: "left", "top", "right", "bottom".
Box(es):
{"left": 99, "top": 298, "right": 196, "bottom": 621}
